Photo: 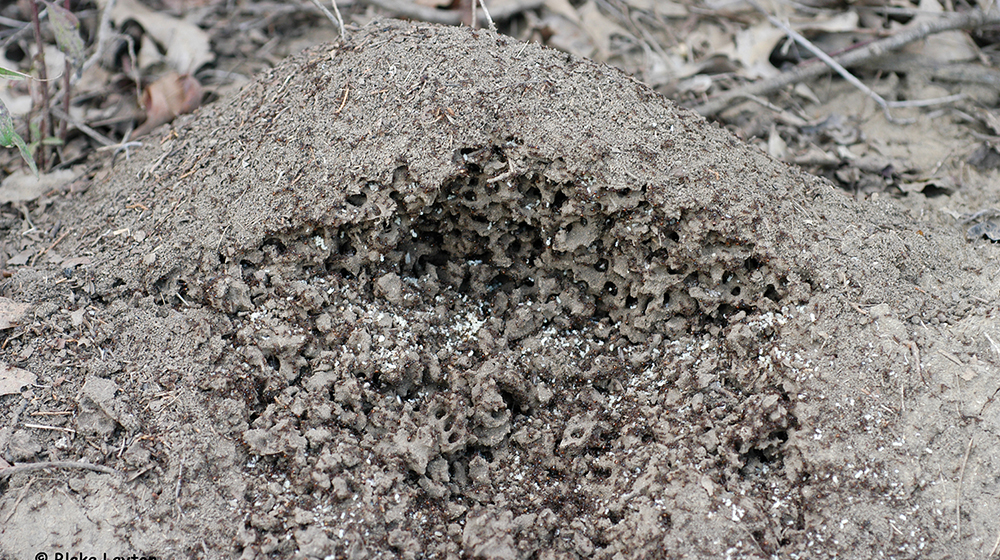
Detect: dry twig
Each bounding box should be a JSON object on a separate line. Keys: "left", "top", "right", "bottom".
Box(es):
{"left": 0, "top": 460, "right": 120, "bottom": 479}
{"left": 309, "top": 0, "right": 346, "bottom": 38}
{"left": 694, "top": 9, "right": 1000, "bottom": 117}
{"left": 362, "top": 0, "right": 544, "bottom": 25}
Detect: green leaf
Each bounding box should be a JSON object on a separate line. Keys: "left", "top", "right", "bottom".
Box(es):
{"left": 43, "top": 1, "right": 86, "bottom": 70}
{"left": 0, "top": 66, "right": 31, "bottom": 81}
{"left": 0, "top": 100, "right": 38, "bottom": 177}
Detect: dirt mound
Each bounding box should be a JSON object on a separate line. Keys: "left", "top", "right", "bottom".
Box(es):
{"left": 3, "top": 18, "right": 999, "bottom": 560}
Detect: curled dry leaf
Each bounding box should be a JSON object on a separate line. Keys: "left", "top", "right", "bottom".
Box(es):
{"left": 134, "top": 73, "right": 203, "bottom": 137}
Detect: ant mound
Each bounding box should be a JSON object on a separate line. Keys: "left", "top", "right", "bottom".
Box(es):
{"left": 6, "top": 17, "right": 998, "bottom": 560}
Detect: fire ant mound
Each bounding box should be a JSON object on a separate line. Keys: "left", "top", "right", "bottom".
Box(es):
{"left": 4, "top": 18, "right": 999, "bottom": 560}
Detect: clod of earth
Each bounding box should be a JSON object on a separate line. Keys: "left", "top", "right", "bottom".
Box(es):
{"left": 4, "top": 17, "right": 999, "bottom": 560}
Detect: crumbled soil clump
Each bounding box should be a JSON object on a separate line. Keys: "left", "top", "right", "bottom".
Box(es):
{"left": 3, "top": 18, "right": 1000, "bottom": 559}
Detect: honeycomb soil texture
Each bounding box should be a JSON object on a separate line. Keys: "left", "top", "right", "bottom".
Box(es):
{"left": 3, "top": 18, "right": 1000, "bottom": 560}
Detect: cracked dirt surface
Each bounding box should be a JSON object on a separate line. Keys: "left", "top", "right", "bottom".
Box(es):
{"left": 2, "top": 18, "right": 1000, "bottom": 559}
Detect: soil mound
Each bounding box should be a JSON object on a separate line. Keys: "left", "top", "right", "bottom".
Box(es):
{"left": 3, "top": 18, "right": 999, "bottom": 560}
{"left": 90, "top": 18, "right": 827, "bottom": 339}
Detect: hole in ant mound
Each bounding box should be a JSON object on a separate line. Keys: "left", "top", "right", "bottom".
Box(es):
{"left": 604, "top": 282, "right": 618, "bottom": 296}
{"left": 521, "top": 277, "right": 535, "bottom": 288}
{"left": 667, "top": 265, "right": 684, "bottom": 275}
{"left": 479, "top": 448, "right": 495, "bottom": 464}
{"left": 488, "top": 273, "right": 512, "bottom": 292}
{"left": 731, "top": 286, "right": 741, "bottom": 296}
{"left": 508, "top": 239, "right": 522, "bottom": 256}
{"left": 570, "top": 428, "right": 585, "bottom": 439}
{"left": 595, "top": 258, "right": 608, "bottom": 272}
{"left": 532, "top": 237, "right": 544, "bottom": 251}
{"left": 764, "top": 284, "right": 780, "bottom": 303}
{"left": 616, "top": 189, "right": 631, "bottom": 197}
{"left": 262, "top": 237, "right": 287, "bottom": 255}
{"left": 419, "top": 251, "right": 450, "bottom": 268}
{"left": 667, "top": 230, "right": 680, "bottom": 242}
{"left": 716, "top": 304, "right": 737, "bottom": 322}
{"left": 346, "top": 193, "right": 367, "bottom": 207}
{"left": 553, "top": 190, "right": 568, "bottom": 211}
{"left": 580, "top": 217, "right": 588, "bottom": 226}
{"left": 434, "top": 407, "right": 447, "bottom": 420}
{"left": 745, "top": 257, "right": 761, "bottom": 271}
{"left": 463, "top": 190, "right": 477, "bottom": 202}
{"left": 663, "top": 292, "right": 671, "bottom": 306}
{"left": 444, "top": 416, "right": 455, "bottom": 432}
{"left": 525, "top": 186, "right": 542, "bottom": 202}
{"left": 448, "top": 431, "right": 460, "bottom": 444}
{"left": 626, "top": 296, "right": 638, "bottom": 308}
{"left": 337, "top": 240, "right": 355, "bottom": 257}
{"left": 265, "top": 355, "right": 279, "bottom": 371}
{"left": 608, "top": 510, "right": 623, "bottom": 525}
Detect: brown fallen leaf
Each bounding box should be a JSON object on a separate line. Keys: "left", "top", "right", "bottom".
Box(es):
{"left": 134, "top": 72, "right": 203, "bottom": 137}
{"left": 0, "top": 297, "right": 30, "bottom": 329}
{"left": 0, "top": 362, "right": 35, "bottom": 396}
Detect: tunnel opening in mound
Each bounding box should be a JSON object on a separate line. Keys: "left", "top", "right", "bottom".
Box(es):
{"left": 294, "top": 144, "right": 800, "bottom": 341}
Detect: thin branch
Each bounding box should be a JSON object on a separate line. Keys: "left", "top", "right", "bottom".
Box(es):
{"left": 0, "top": 460, "right": 121, "bottom": 479}
{"left": 309, "top": 0, "right": 345, "bottom": 38}
{"left": 361, "top": 0, "right": 544, "bottom": 25}
{"left": 79, "top": 0, "right": 116, "bottom": 82}
{"left": 747, "top": 0, "right": 903, "bottom": 122}
{"left": 694, "top": 8, "right": 1000, "bottom": 117}
{"left": 479, "top": 0, "right": 496, "bottom": 31}
{"left": 50, "top": 106, "right": 116, "bottom": 146}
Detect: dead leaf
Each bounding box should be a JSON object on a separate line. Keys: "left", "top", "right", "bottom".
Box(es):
{"left": 135, "top": 73, "right": 203, "bottom": 137}
{"left": 578, "top": 1, "right": 631, "bottom": 61}
{"left": 7, "top": 249, "right": 33, "bottom": 267}
{"left": 540, "top": 14, "right": 595, "bottom": 59}
{"left": 62, "top": 256, "right": 92, "bottom": 268}
{"left": 106, "top": 0, "right": 215, "bottom": 74}
{"left": 0, "top": 297, "right": 30, "bottom": 329}
{"left": 0, "top": 169, "right": 76, "bottom": 204}
{"left": 544, "top": 0, "right": 581, "bottom": 24}
{"left": 414, "top": 0, "right": 451, "bottom": 7}
{"left": 767, "top": 124, "right": 787, "bottom": 160}
{"left": 0, "top": 362, "right": 35, "bottom": 396}
{"left": 904, "top": 0, "right": 980, "bottom": 63}
{"left": 734, "top": 22, "right": 784, "bottom": 79}
{"left": 792, "top": 11, "right": 859, "bottom": 33}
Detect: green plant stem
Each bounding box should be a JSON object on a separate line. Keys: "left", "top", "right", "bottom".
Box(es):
{"left": 59, "top": 0, "right": 71, "bottom": 144}
{"left": 29, "top": 0, "right": 50, "bottom": 170}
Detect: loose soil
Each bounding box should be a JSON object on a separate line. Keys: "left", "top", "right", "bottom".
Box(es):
{"left": 2, "top": 18, "right": 1000, "bottom": 560}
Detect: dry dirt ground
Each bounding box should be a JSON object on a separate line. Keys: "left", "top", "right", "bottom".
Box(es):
{"left": 2, "top": 16, "right": 1000, "bottom": 560}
